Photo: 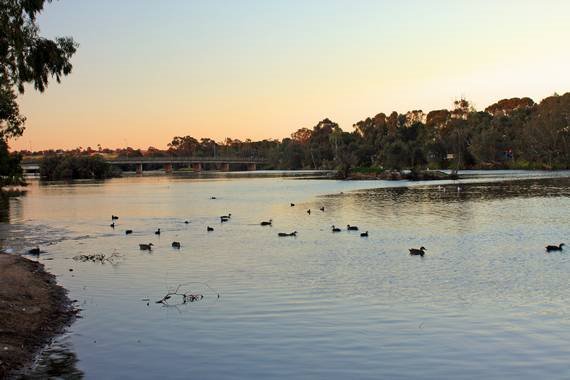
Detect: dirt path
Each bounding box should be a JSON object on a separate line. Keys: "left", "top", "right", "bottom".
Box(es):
{"left": 0, "top": 253, "right": 76, "bottom": 379}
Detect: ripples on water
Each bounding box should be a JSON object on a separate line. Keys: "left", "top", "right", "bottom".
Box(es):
{"left": 2, "top": 171, "right": 570, "bottom": 379}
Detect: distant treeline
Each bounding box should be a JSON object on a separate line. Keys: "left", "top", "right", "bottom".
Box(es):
{"left": 19, "top": 92, "right": 570, "bottom": 176}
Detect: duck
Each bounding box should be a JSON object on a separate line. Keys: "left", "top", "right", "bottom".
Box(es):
{"left": 171, "top": 241, "right": 181, "bottom": 249}
{"left": 278, "top": 231, "right": 297, "bottom": 237}
{"left": 139, "top": 243, "right": 153, "bottom": 251}
{"left": 260, "top": 219, "right": 272, "bottom": 226}
{"left": 360, "top": 231, "right": 369, "bottom": 237}
{"left": 111, "top": 215, "right": 119, "bottom": 220}
{"left": 154, "top": 228, "right": 161, "bottom": 235}
{"left": 28, "top": 246, "right": 40, "bottom": 255}
{"left": 211, "top": 196, "right": 217, "bottom": 200}
{"left": 184, "top": 220, "right": 190, "bottom": 224}
{"left": 320, "top": 206, "right": 325, "bottom": 212}
{"left": 331, "top": 225, "right": 341, "bottom": 233}
{"left": 125, "top": 229, "right": 133, "bottom": 235}
{"left": 307, "top": 209, "right": 311, "bottom": 215}
{"left": 546, "top": 243, "right": 565, "bottom": 252}
{"left": 347, "top": 225, "right": 359, "bottom": 231}
{"left": 110, "top": 222, "right": 115, "bottom": 228}
{"left": 220, "top": 216, "right": 229, "bottom": 223}
{"left": 409, "top": 247, "right": 426, "bottom": 256}
{"left": 207, "top": 226, "right": 214, "bottom": 232}
{"left": 290, "top": 203, "right": 295, "bottom": 207}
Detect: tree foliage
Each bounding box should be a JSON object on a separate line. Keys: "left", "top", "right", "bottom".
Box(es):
{"left": 20, "top": 93, "right": 570, "bottom": 174}
{"left": 0, "top": 0, "right": 77, "bottom": 140}
{"left": 39, "top": 154, "right": 119, "bottom": 180}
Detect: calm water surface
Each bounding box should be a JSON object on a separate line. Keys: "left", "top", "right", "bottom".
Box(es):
{"left": 3, "top": 171, "right": 570, "bottom": 379}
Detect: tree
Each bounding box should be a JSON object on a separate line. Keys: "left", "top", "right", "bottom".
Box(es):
{"left": 168, "top": 136, "right": 199, "bottom": 156}
{"left": 1, "top": 0, "right": 77, "bottom": 140}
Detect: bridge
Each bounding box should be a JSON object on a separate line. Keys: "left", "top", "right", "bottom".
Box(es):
{"left": 21, "top": 156, "right": 267, "bottom": 175}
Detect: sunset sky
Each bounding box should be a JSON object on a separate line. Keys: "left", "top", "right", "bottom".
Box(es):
{"left": 13, "top": 0, "right": 570, "bottom": 151}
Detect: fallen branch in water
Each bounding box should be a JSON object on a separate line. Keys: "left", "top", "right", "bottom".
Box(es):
{"left": 155, "top": 282, "right": 220, "bottom": 305}
{"left": 72, "top": 252, "right": 121, "bottom": 264}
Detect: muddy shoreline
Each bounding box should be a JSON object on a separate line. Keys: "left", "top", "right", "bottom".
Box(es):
{"left": 0, "top": 253, "right": 76, "bottom": 379}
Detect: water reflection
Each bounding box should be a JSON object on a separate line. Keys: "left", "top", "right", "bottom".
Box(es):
{"left": 19, "top": 337, "right": 83, "bottom": 380}
{"left": 0, "top": 193, "right": 11, "bottom": 223}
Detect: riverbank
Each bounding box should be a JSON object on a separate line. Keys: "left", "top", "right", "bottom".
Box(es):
{"left": 342, "top": 169, "right": 456, "bottom": 181}
{"left": 0, "top": 254, "right": 76, "bottom": 379}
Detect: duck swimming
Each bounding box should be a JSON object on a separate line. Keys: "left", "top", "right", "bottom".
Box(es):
{"left": 546, "top": 243, "right": 565, "bottom": 252}
{"left": 207, "top": 226, "right": 214, "bottom": 232}
{"left": 171, "top": 241, "right": 181, "bottom": 249}
{"left": 409, "top": 247, "right": 426, "bottom": 256}
{"left": 139, "top": 243, "right": 153, "bottom": 251}
{"left": 347, "top": 225, "right": 359, "bottom": 231}
{"left": 320, "top": 206, "right": 325, "bottom": 212}
{"left": 331, "top": 225, "right": 341, "bottom": 233}
{"left": 290, "top": 203, "right": 295, "bottom": 207}
{"left": 111, "top": 215, "right": 119, "bottom": 220}
{"left": 360, "top": 231, "right": 369, "bottom": 237}
{"left": 155, "top": 228, "right": 161, "bottom": 235}
{"left": 125, "top": 230, "right": 133, "bottom": 235}
{"left": 260, "top": 219, "right": 272, "bottom": 226}
{"left": 307, "top": 209, "right": 311, "bottom": 215}
{"left": 110, "top": 222, "right": 115, "bottom": 228}
{"left": 278, "top": 231, "right": 297, "bottom": 237}
{"left": 28, "top": 246, "right": 40, "bottom": 255}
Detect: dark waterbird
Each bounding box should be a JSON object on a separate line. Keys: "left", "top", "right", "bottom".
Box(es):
{"left": 347, "top": 225, "right": 359, "bottom": 231}
{"left": 155, "top": 228, "right": 161, "bottom": 235}
{"left": 307, "top": 209, "right": 311, "bottom": 215}
{"left": 184, "top": 220, "right": 189, "bottom": 224}
{"left": 110, "top": 222, "right": 115, "bottom": 228}
{"left": 278, "top": 231, "right": 297, "bottom": 237}
{"left": 211, "top": 196, "right": 217, "bottom": 200}
{"left": 207, "top": 226, "right": 214, "bottom": 232}
{"left": 331, "top": 225, "right": 341, "bottom": 233}
{"left": 290, "top": 203, "right": 295, "bottom": 207}
{"left": 260, "top": 219, "right": 272, "bottom": 226}
{"left": 28, "top": 246, "right": 40, "bottom": 255}
{"left": 360, "top": 231, "right": 369, "bottom": 237}
{"left": 409, "top": 247, "right": 426, "bottom": 256}
{"left": 111, "top": 215, "right": 119, "bottom": 220}
{"left": 172, "top": 241, "right": 181, "bottom": 249}
{"left": 139, "top": 243, "right": 153, "bottom": 251}
{"left": 546, "top": 243, "right": 565, "bottom": 252}
{"left": 125, "top": 230, "right": 133, "bottom": 235}
{"left": 320, "top": 206, "right": 325, "bottom": 212}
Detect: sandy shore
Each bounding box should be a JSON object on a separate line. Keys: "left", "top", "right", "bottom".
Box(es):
{"left": 0, "top": 253, "right": 76, "bottom": 379}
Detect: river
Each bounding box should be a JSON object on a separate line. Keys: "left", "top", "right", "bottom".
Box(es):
{"left": 2, "top": 170, "right": 570, "bottom": 379}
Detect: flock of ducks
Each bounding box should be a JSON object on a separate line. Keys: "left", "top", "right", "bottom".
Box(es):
{"left": 26, "top": 203, "right": 565, "bottom": 258}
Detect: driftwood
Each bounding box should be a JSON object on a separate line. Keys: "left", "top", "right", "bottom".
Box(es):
{"left": 155, "top": 282, "right": 220, "bottom": 305}
{"left": 72, "top": 252, "right": 121, "bottom": 264}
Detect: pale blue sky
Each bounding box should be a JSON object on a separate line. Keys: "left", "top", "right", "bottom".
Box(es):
{"left": 16, "top": 0, "right": 570, "bottom": 149}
